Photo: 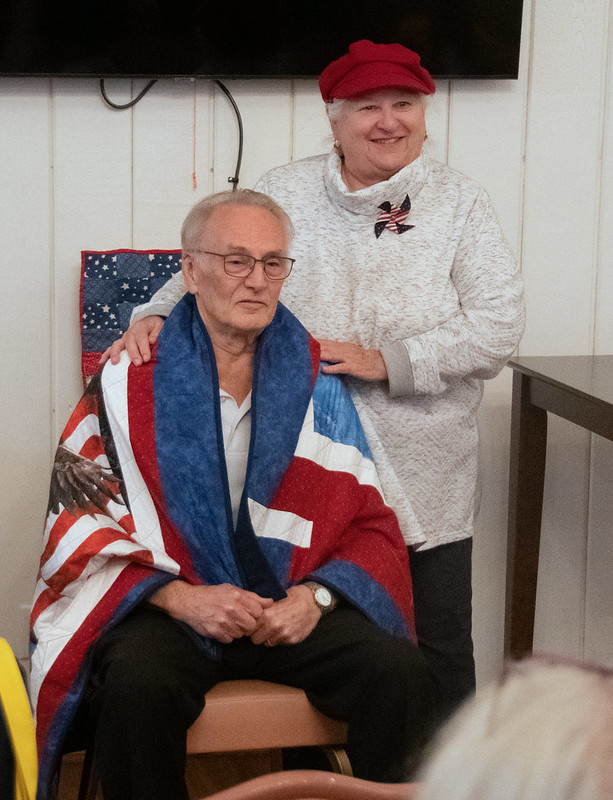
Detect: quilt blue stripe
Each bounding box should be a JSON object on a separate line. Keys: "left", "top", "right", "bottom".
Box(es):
{"left": 310, "top": 560, "right": 408, "bottom": 638}
{"left": 153, "top": 295, "right": 315, "bottom": 595}
{"left": 312, "top": 374, "right": 373, "bottom": 459}
{"left": 153, "top": 296, "right": 241, "bottom": 587}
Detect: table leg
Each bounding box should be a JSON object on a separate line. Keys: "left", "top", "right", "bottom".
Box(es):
{"left": 505, "top": 371, "right": 548, "bottom": 658}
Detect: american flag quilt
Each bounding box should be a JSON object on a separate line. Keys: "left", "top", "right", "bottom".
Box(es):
{"left": 80, "top": 249, "right": 182, "bottom": 383}
{"left": 31, "top": 294, "right": 415, "bottom": 798}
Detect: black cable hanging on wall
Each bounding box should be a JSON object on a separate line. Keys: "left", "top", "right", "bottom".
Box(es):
{"left": 99, "top": 78, "right": 158, "bottom": 109}
{"left": 99, "top": 78, "right": 244, "bottom": 189}
{"left": 213, "top": 80, "right": 243, "bottom": 190}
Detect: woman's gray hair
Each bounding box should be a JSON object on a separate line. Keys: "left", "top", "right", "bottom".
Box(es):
{"left": 325, "top": 98, "right": 351, "bottom": 123}
{"left": 415, "top": 657, "right": 613, "bottom": 800}
{"left": 325, "top": 92, "right": 429, "bottom": 123}
{"left": 181, "top": 189, "right": 294, "bottom": 251}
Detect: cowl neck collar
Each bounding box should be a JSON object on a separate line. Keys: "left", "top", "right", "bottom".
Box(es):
{"left": 324, "top": 151, "right": 431, "bottom": 218}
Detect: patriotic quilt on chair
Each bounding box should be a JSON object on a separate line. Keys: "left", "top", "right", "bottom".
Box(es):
{"left": 80, "top": 249, "right": 182, "bottom": 383}
{"left": 31, "top": 293, "right": 415, "bottom": 798}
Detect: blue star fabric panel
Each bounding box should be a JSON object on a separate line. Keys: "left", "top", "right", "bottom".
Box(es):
{"left": 81, "top": 249, "right": 182, "bottom": 383}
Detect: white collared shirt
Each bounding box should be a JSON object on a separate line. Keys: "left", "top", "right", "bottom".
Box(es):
{"left": 219, "top": 389, "right": 252, "bottom": 527}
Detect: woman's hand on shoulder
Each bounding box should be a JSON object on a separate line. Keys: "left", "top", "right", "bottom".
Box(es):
{"left": 99, "top": 315, "right": 165, "bottom": 367}
{"left": 318, "top": 339, "right": 388, "bottom": 381}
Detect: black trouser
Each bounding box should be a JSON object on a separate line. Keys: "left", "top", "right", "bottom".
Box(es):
{"left": 78, "top": 604, "right": 436, "bottom": 800}
{"left": 408, "top": 537, "right": 476, "bottom": 720}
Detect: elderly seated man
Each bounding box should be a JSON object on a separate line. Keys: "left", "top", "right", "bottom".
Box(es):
{"left": 30, "top": 190, "right": 435, "bottom": 800}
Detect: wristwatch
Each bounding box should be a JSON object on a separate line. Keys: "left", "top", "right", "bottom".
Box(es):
{"left": 303, "top": 581, "right": 336, "bottom": 615}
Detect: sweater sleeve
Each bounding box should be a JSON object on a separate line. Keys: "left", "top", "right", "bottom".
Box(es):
{"left": 130, "top": 270, "right": 187, "bottom": 324}
{"left": 384, "top": 190, "right": 525, "bottom": 397}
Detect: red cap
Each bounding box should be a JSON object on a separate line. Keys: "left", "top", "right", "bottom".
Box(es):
{"left": 319, "top": 40, "right": 435, "bottom": 102}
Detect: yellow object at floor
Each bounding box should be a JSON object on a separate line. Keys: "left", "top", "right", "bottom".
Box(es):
{"left": 0, "top": 638, "right": 38, "bottom": 800}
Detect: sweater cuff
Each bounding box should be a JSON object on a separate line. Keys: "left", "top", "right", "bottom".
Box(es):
{"left": 381, "top": 340, "right": 415, "bottom": 397}
{"left": 130, "top": 302, "right": 174, "bottom": 325}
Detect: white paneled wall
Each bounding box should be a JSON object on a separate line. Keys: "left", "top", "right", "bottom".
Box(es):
{"left": 523, "top": 0, "right": 613, "bottom": 664}
{"left": 1, "top": 0, "right": 612, "bottom": 685}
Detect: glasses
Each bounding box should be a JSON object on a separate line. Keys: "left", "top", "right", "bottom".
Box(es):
{"left": 190, "top": 250, "right": 294, "bottom": 281}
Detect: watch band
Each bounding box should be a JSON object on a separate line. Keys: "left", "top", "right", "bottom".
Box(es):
{"left": 303, "top": 581, "right": 336, "bottom": 614}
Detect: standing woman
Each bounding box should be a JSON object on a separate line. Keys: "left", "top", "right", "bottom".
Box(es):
{"left": 106, "top": 40, "right": 525, "bottom": 718}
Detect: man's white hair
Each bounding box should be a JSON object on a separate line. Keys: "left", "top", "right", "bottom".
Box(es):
{"left": 181, "top": 189, "right": 294, "bottom": 252}
{"left": 415, "top": 657, "right": 613, "bottom": 800}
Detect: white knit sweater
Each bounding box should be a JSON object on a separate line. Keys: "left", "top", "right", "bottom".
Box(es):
{"left": 133, "top": 152, "right": 525, "bottom": 549}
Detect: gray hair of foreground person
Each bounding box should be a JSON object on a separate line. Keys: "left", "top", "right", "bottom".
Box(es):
{"left": 180, "top": 189, "right": 295, "bottom": 252}
{"left": 414, "top": 657, "right": 613, "bottom": 800}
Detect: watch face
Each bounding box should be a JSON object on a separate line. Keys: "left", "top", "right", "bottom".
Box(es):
{"left": 314, "top": 586, "right": 332, "bottom": 608}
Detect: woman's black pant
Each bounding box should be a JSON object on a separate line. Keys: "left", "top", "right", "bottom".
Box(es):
{"left": 79, "top": 604, "right": 436, "bottom": 800}
{"left": 409, "top": 537, "right": 476, "bottom": 719}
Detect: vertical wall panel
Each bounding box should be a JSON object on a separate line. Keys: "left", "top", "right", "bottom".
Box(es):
{"left": 584, "top": 436, "right": 613, "bottom": 666}
{"left": 133, "top": 79, "right": 211, "bottom": 246}
{"left": 291, "top": 79, "right": 333, "bottom": 161}
{"left": 533, "top": 421, "right": 591, "bottom": 658}
{"left": 521, "top": 0, "right": 607, "bottom": 356}
{"left": 51, "top": 79, "right": 134, "bottom": 438}
{"left": 213, "top": 80, "right": 293, "bottom": 191}
{"left": 0, "top": 79, "right": 54, "bottom": 654}
{"left": 585, "top": 4, "right": 613, "bottom": 668}
{"left": 594, "top": 6, "right": 613, "bottom": 353}
{"left": 521, "top": 0, "right": 610, "bottom": 661}
{"left": 447, "top": 76, "right": 527, "bottom": 251}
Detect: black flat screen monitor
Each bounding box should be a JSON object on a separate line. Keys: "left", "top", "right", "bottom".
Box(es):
{"left": 0, "top": 1, "right": 524, "bottom": 80}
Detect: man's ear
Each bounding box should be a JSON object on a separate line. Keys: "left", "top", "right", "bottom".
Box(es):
{"left": 181, "top": 254, "right": 198, "bottom": 294}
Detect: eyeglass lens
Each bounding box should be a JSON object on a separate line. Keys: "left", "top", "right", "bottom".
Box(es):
{"left": 224, "top": 254, "right": 291, "bottom": 279}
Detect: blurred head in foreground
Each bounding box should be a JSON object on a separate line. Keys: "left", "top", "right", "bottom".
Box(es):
{"left": 415, "top": 656, "right": 613, "bottom": 800}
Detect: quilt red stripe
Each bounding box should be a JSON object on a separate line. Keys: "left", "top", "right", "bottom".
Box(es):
{"left": 79, "top": 433, "right": 106, "bottom": 462}
{"left": 35, "top": 563, "right": 157, "bottom": 754}
{"left": 277, "top": 457, "right": 412, "bottom": 619}
{"left": 31, "top": 536, "right": 153, "bottom": 626}
{"left": 61, "top": 390, "right": 99, "bottom": 440}
{"left": 307, "top": 334, "right": 321, "bottom": 387}
{"left": 39, "top": 505, "right": 133, "bottom": 570}
{"left": 126, "top": 357, "right": 199, "bottom": 584}
{"left": 47, "top": 529, "right": 153, "bottom": 594}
